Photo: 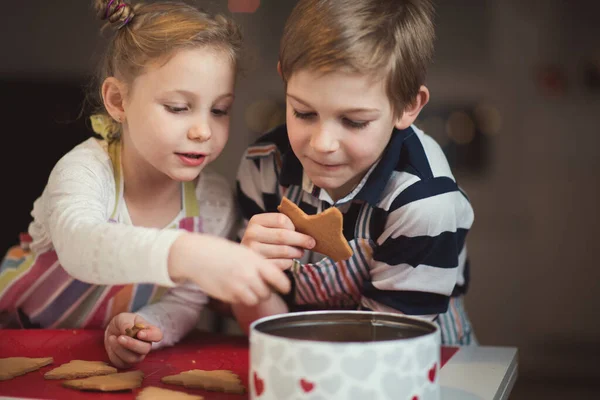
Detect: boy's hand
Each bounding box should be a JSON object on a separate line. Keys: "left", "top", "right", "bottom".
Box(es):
{"left": 242, "top": 213, "right": 315, "bottom": 269}
{"left": 168, "top": 233, "right": 292, "bottom": 307}
{"left": 104, "top": 313, "right": 162, "bottom": 369}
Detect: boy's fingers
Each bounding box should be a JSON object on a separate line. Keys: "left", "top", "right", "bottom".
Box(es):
{"left": 251, "top": 213, "right": 295, "bottom": 230}
{"left": 137, "top": 326, "right": 163, "bottom": 343}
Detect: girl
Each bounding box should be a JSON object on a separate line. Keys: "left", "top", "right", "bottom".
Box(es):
{"left": 0, "top": 0, "right": 289, "bottom": 368}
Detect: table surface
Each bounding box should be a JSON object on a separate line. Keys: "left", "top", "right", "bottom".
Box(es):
{"left": 0, "top": 329, "right": 517, "bottom": 400}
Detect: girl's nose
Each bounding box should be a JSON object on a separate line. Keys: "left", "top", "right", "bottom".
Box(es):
{"left": 188, "top": 123, "right": 211, "bottom": 142}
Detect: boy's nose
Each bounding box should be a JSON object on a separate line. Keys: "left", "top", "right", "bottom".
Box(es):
{"left": 310, "top": 128, "right": 338, "bottom": 153}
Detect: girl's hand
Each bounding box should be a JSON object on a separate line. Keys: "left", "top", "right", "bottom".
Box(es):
{"left": 168, "top": 233, "right": 292, "bottom": 307}
{"left": 242, "top": 213, "right": 315, "bottom": 269}
{"left": 104, "top": 313, "right": 162, "bottom": 369}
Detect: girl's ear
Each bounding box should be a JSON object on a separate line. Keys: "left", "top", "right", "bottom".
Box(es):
{"left": 101, "top": 77, "right": 127, "bottom": 122}
{"left": 395, "top": 85, "right": 430, "bottom": 130}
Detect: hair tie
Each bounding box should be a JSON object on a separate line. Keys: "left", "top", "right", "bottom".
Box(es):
{"left": 105, "top": 0, "right": 116, "bottom": 19}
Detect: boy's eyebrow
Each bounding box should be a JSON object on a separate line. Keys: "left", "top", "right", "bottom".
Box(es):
{"left": 287, "top": 94, "right": 380, "bottom": 114}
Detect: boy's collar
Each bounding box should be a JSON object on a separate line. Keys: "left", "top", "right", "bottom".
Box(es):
{"left": 280, "top": 126, "right": 415, "bottom": 206}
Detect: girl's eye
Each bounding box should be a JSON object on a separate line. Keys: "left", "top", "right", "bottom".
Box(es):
{"left": 343, "top": 118, "right": 370, "bottom": 129}
{"left": 293, "top": 110, "right": 316, "bottom": 120}
{"left": 164, "top": 105, "right": 188, "bottom": 113}
{"left": 211, "top": 108, "right": 229, "bottom": 116}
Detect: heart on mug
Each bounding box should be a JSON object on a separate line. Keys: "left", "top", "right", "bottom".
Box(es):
{"left": 341, "top": 349, "right": 377, "bottom": 379}
{"left": 428, "top": 363, "right": 437, "bottom": 383}
{"left": 299, "top": 349, "right": 332, "bottom": 375}
{"left": 253, "top": 371, "right": 265, "bottom": 396}
{"left": 300, "top": 378, "right": 316, "bottom": 393}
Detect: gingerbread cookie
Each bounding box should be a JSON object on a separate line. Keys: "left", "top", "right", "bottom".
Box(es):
{"left": 162, "top": 369, "right": 245, "bottom": 394}
{"left": 277, "top": 196, "right": 353, "bottom": 262}
{"left": 62, "top": 370, "right": 144, "bottom": 391}
{"left": 44, "top": 360, "right": 117, "bottom": 380}
{"left": 136, "top": 386, "right": 205, "bottom": 399}
{"left": 0, "top": 357, "right": 53, "bottom": 381}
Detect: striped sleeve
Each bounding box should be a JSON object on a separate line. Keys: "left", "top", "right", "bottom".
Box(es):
{"left": 235, "top": 145, "right": 281, "bottom": 241}
{"left": 362, "top": 176, "right": 474, "bottom": 318}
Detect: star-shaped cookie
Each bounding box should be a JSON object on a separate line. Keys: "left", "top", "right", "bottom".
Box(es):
{"left": 277, "top": 197, "right": 353, "bottom": 262}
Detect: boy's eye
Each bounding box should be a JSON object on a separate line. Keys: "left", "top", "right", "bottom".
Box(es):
{"left": 343, "top": 118, "right": 370, "bottom": 129}
{"left": 211, "top": 108, "right": 229, "bottom": 117}
{"left": 164, "top": 105, "right": 189, "bottom": 113}
{"left": 293, "top": 110, "right": 316, "bottom": 120}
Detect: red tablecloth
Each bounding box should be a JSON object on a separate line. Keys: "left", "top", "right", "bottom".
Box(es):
{"left": 0, "top": 330, "right": 459, "bottom": 399}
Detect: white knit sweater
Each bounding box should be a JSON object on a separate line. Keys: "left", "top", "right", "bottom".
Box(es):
{"left": 27, "top": 138, "right": 236, "bottom": 347}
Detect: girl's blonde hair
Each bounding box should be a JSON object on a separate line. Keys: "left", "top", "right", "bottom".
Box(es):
{"left": 89, "top": 0, "right": 243, "bottom": 141}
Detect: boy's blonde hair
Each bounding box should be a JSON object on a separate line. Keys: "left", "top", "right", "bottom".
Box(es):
{"left": 89, "top": 0, "right": 243, "bottom": 140}
{"left": 279, "top": 0, "right": 435, "bottom": 116}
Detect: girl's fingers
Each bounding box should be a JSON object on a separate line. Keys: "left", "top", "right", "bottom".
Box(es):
{"left": 111, "top": 337, "right": 145, "bottom": 364}
{"left": 253, "top": 242, "right": 305, "bottom": 260}
{"left": 259, "top": 262, "right": 291, "bottom": 294}
{"left": 137, "top": 326, "right": 163, "bottom": 343}
{"left": 117, "top": 335, "right": 152, "bottom": 355}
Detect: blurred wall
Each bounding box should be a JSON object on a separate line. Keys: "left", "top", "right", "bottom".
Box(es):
{"left": 2, "top": 0, "right": 599, "bottom": 385}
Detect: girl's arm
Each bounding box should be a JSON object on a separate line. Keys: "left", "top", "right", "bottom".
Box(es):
{"left": 37, "top": 141, "right": 180, "bottom": 287}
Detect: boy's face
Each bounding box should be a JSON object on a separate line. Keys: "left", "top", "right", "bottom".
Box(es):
{"left": 286, "top": 69, "right": 400, "bottom": 201}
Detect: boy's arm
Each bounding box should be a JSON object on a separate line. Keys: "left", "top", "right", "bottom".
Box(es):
{"left": 135, "top": 282, "right": 208, "bottom": 349}
{"left": 361, "top": 179, "right": 474, "bottom": 319}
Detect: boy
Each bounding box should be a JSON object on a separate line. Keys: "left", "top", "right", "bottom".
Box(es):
{"left": 233, "top": 0, "right": 476, "bottom": 345}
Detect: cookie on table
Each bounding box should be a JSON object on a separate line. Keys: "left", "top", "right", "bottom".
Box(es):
{"left": 162, "top": 369, "right": 245, "bottom": 394}
{"left": 62, "top": 370, "right": 144, "bottom": 391}
{"left": 0, "top": 357, "right": 53, "bottom": 381}
{"left": 136, "top": 386, "right": 205, "bottom": 399}
{"left": 44, "top": 360, "right": 117, "bottom": 380}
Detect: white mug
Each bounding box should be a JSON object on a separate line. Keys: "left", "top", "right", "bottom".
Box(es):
{"left": 249, "top": 311, "right": 441, "bottom": 400}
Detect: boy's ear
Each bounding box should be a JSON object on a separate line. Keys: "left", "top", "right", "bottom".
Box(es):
{"left": 395, "top": 85, "right": 430, "bottom": 130}
{"left": 101, "top": 77, "right": 127, "bottom": 122}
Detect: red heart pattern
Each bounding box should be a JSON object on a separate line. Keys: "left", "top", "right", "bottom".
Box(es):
{"left": 300, "top": 378, "right": 315, "bottom": 393}
{"left": 254, "top": 371, "right": 265, "bottom": 396}
{"left": 428, "top": 363, "right": 437, "bottom": 383}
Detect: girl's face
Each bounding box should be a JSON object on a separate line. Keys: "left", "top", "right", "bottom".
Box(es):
{"left": 121, "top": 47, "right": 236, "bottom": 183}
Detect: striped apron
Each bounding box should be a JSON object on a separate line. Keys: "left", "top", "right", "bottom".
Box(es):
{"left": 0, "top": 140, "right": 202, "bottom": 329}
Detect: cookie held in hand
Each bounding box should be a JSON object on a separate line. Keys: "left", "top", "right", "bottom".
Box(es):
{"left": 277, "top": 197, "right": 353, "bottom": 262}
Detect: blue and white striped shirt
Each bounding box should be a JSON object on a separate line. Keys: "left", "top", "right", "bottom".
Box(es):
{"left": 236, "top": 124, "right": 474, "bottom": 319}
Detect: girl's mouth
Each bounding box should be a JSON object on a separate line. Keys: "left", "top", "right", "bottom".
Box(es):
{"left": 176, "top": 152, "right": 206, "bottom": 167}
